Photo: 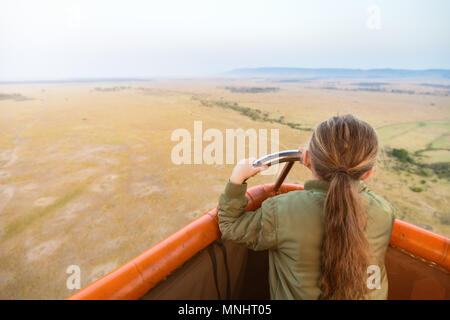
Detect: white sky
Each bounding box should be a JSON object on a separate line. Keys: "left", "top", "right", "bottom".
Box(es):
{"left": 0, "top": 0, "right": 449, "bottom": 80}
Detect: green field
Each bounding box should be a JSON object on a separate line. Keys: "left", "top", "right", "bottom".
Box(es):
{"left": 375, "top": 120, "right": 449, "bottom": 234}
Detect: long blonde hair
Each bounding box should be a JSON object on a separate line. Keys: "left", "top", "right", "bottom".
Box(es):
{"left": 308, "top": 115, "right": 378, "bottom": 299}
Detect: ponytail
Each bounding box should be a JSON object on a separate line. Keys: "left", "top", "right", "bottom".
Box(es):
{"left": 307, "top": 115, "right": 378, "bottom": 300}
{"left": 320, "top": 171, "right": 369, "bottom": 299}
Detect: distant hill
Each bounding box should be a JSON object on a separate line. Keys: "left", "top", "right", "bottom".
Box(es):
{"left": 225, "top": 67, "right": 450, "bottom": 80}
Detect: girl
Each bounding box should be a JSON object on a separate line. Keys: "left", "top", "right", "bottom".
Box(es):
{"left": 218, "top": 114, "right": 396, "bottom": 300}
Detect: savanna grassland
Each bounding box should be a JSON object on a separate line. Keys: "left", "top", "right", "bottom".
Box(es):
{"left": 0, "top": 78, "right": 449, "bottom": 299}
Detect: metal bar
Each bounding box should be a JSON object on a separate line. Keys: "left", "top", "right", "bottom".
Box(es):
{"left": 253, "top": 150, "right": 301, "bottom": 168}
{"left": 274, "top": 161, "right": 294, "bottom": 192}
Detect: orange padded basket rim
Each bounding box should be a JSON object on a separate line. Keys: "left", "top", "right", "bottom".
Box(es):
{"left": 67, "top": 183, "right": 450, "bottom": 300}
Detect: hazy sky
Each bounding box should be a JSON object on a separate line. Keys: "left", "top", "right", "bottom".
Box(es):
{"left": 1, "top": 0, "right": 449, "bottom": 80}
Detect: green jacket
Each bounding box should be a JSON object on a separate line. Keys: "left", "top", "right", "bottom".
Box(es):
{"left": 218, "top": 179, "right": 396, "bottom": 300}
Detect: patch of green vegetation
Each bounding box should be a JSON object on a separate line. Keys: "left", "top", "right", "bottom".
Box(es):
{"left": 416, "top": 167, "right": 434, "bottom": 177}
{"left": 386, "top": 147, "right": 450, "bottom": 181}
{"left": 427, "top": 162, "right": 450, "bottom": 180}
{"left": 410, "top": 186, "right": 423, "bottom": 192}
{"left": 428, "top": 133, "right": 450, "bottom": 149}
{"left": 198, "top": 99, "right": 312, "bottom": 131}
{"left": 391, "top": 148, "right": 413, "bottom": 163}
{"left": 1, "top": 185, "right": 85, "bottom": 242}
{"left": 378, "top": 122, "right": 425, "bottom": 143}
{"left": 378, "top": 121, "right": 449, "bottom": 153}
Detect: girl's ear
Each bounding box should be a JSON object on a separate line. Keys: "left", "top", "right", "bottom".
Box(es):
{"left": 303, "top": 149, "right": 312, "bottom": 169}
{"left": 360, "top": 167, "right": 375, "bottom": 180}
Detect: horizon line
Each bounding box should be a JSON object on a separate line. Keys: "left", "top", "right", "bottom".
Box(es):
{"left": 1, "top": 66, "right": 450, "bottom": 84}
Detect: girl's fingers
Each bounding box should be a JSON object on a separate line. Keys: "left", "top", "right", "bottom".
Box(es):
{"left": 239, "top": 157, "right": 256, "bottom": 166}
{"left": 237, "top": 158, "right": 247, "bottom": 165}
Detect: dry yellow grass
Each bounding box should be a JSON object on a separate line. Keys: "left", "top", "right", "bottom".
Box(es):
{"left": 0, "top": 79, "right": 449, "bottom": 299}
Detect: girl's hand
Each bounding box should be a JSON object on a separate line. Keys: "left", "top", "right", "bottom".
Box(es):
{"left": 230, "top": 158, "right": 269, "bottom": 184}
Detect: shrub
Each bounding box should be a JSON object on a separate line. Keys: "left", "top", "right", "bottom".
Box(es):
{"left": 417, "top": 168, "right": 434, "bottom": 177}
{"left": 427, "top": 162, "right": 450, "bottom": 180}
{"left": 391, "top": 148, "right": 413, "bottom": 163}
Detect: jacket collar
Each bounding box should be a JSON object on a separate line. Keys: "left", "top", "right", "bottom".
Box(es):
{"left": 304, "top": 179, "right": 367, "bottom": 192}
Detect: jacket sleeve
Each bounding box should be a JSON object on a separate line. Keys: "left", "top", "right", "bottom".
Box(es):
{"left": 390, "top": 202, "right": 397, "bottom": 226}
{"left": 218, "top": 180, "right": 278, "bottom": 251}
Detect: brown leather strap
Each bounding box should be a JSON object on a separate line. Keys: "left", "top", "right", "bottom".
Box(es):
{"left": 207, "top": 244, "right": 221, "bottom": 299}
{"left": 207, "top": 240, "right": 231, "bottom": 300}
{"left": 216, "top": 240, "right": 231, "bottom": 299}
